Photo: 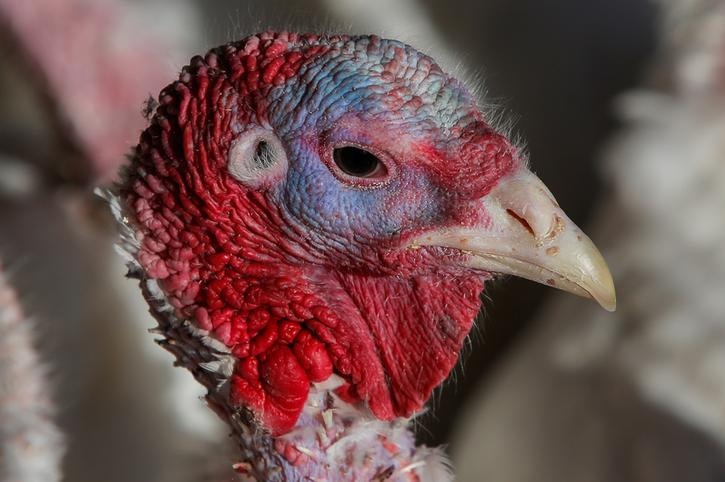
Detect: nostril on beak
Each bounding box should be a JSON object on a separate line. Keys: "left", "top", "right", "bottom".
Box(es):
{"left": 492, "top": 172, "right": 572, "bottom": 242}
{"left": 505, "top": 209, "right": 535, "bottom": 237}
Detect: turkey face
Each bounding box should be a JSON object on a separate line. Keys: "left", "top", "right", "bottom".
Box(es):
{"left": 239, "top": 35, "right": 614, "bottom": 310}
{"left": 122, "top": 32, "right": 614, "bottom": 436}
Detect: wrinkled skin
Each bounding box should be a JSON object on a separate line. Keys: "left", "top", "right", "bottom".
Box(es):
{"left": 122, "top": 32, "right": 519, "bottom": 435}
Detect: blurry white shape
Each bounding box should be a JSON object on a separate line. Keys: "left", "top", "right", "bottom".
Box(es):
{"left": 0, "top": 266, "right": 64, "bottom": 482}
{"left": 0, "top": 156, "right": 42, "bottom": 198}
{"left": 607, "top": 90, "right": 725, "bottom": 443}
{"left": 657, "top": 0, "right": 725, "bottom": 94}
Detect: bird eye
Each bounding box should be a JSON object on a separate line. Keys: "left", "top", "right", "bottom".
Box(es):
{"left": 333, "top": 146, "right": 386, "bottom": 178}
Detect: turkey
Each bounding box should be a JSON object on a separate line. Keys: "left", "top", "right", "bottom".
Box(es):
{"left": 106, "top": 32, "right": 615, "bottom": 481}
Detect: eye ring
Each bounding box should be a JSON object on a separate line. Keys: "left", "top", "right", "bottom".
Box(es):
{"left": 327, "top": 143, "right": 393, "bottom": 187}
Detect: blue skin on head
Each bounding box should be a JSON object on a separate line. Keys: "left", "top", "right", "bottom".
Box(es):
{"left": 260, "top": 37, "right": 487, "bottom": 269}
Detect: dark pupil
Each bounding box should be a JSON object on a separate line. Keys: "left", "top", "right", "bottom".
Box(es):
{"left": 333, "top": 146, "right": 380, "bottom": 177}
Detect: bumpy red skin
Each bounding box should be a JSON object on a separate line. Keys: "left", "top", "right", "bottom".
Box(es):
{"left": 121, "top": 32, "right": 517, "bottom": 435}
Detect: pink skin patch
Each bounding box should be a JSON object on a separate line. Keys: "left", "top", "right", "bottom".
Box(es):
{"left": 121, "top": 32, "right": 518, "bottom": 436}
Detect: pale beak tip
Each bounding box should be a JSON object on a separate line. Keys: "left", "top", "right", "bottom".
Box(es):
{"left": 597, "top": 278, "right": 617, "bottom": 312}
{"left": 597, "top": 288, "right": 617, "bottom": 313}
{"left": 585, "top": 263, "right": 617, "bottom": 312}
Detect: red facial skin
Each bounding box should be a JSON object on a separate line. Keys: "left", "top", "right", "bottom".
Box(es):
{"left": 121, "top": 32, "right": 518, "bottom": 435}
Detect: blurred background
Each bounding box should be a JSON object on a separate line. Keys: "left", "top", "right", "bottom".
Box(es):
{"left": 1, "top": 0, "right": 724, "bottom": 481}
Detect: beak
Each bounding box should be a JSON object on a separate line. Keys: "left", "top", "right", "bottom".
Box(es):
{"left": 412, "top": 170, "right": 616, "bottom": 311}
